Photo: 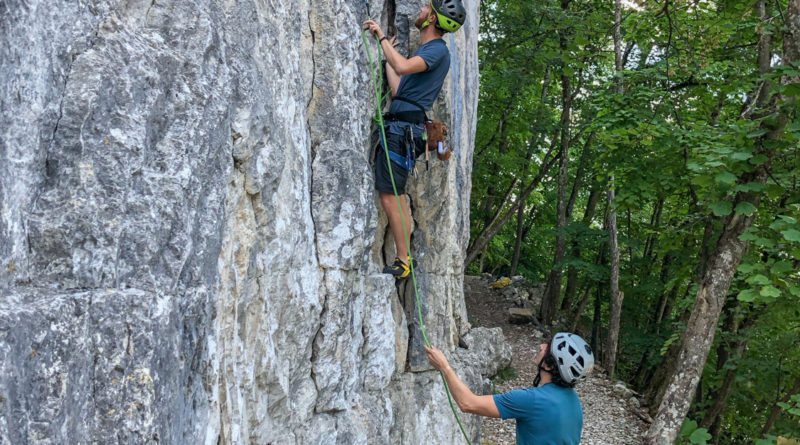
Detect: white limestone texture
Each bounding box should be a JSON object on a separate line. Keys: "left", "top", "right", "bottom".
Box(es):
{"left": 0, "top": 0, "right": 509, "bottom": 443}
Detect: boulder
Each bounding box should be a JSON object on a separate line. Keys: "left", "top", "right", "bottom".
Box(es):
{"left": 508, "top": 308, "right": 536, "bottom": 324}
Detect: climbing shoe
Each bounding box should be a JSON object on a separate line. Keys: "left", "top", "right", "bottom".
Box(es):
{"left": 383, "top": 257, "right": 411, "bottom": 278}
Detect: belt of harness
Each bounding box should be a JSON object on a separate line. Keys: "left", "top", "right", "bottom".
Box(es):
{"left": 361, "top": 24, "right": 472, "bottom": 445}
{"left": 384, "top": 110, "right": 426, "bottom": 124}
{"left": 384, "top": 96, "right": 426, "bottom": 172}
{"left": 390, "top": 96, "right": 429, "bottom": 122}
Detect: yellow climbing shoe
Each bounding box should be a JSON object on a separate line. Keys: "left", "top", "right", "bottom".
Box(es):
{"left": 383, "top": 257, "right": 410, "bottom": 278}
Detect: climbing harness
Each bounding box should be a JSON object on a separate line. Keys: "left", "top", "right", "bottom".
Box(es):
{"left": 380, "top": 121, "right": 420, "bottom": 173}
{"left": 390, "top": 95, "right": 452, "bottom": 164}
{"left": 361, "top": 22, "right": 472, "bottom": 445}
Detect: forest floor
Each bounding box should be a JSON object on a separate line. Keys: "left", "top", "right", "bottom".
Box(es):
{"left": 463, "top": 275, "right": 649, "bottom": 445}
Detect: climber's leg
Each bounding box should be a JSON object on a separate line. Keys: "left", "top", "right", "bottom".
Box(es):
{"left": 381, "top": 192, "right": 412, "bottom": 261}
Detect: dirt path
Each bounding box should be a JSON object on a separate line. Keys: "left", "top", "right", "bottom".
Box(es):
{"left": 463, "top": 276, "right": 648, "bottom": 444}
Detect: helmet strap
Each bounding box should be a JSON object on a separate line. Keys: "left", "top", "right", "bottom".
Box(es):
{"left": 420, "top": 14, "right": 435, "bottom": 30}
{"left": 533, "top": 356, "right": 547, "bottom": 387}
{"left": 421, "top": 1, "right": 436, "bottom": 30}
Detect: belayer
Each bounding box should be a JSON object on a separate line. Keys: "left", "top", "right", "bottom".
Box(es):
{"left": 363, "top": 0, "right": 466, "bottom": 279}
{"left": 426, "top": 333, "right": 595, "bottom": 445}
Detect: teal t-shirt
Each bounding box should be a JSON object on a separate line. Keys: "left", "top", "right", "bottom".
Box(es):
{"left": 493, "top": 383, "right": 583, "bottom": 445}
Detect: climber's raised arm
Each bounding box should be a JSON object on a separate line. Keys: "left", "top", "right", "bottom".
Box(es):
{"left": 362, "top": 20, "right": 429, "bottom": 77}
{"left": 383, "top": 38, "right": 402, "bottom": 96}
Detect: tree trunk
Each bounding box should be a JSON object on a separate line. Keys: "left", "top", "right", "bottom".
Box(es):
{"left": 561, "top": 134, "right": 596, "bottom": 309}
{"left": 761, "top": 380, "right": 800, "bottom": 437}
{"left": 646, "top": 177, "right": 770, "bottom": 443}
{"left": 466, "top": 65, "right": 555, "bottom": 270}
{"left": 510, "top": 196, "right": 540, "bottom": 275}
{"left": 563, "top": 171, "right": 601, "bottom": 311}
{"left": 630, "top": 251, "right": 676, "bottom": 387}
{"left": 568, "top": 285, "right": 592, "bottom": 332}
{"left": 570, "top": 243, "right": 602, "bottom": 331}
{"left": 604, "top": 0, "right": 624, "bottom": 379}
{"left": 566, "top": 132, "right": 596, "bottom": 220}
{"left": 475, "top": 95, "right": 519, "bottom": 157}
{"left": 710, "top": 416, "right": 724, "bottom": 445}
{"left": 464, "top": 136, "right": 560, "bottom": 269}
{"left": 605, "top": 197, "right": 622, "bottom": 376}
{"left": 643, "top": 198, "right": 664, "bottom": 264}
{"left": 642, "top": 280, "right": 694, "bottom": 406}
{"left": 509, "top": 64, "right": 556, "bottom": 277}
{"left": 541, "top": 0, "right": 574, "bottom": 324}
{"left": 644, "top": 311, "right": 687, "bottom": 416}
{"left": 520, "top": 206, "right": 541, "bottom": 242}
{"left": 646, "top": 0, "right": 797, "bottom": 439}
{"left": 700, "top": 299, "right": 756, "bottom": 432}
{"left": 653, "top": 251, "right": 677, "bottom": 324}
{"left": 591, "top": 282, "right": 603, "bottom": 364}
{"left": 468, "top": 178, "right": 518, "bottom": 253}
{"left": 509, "top": 201, "right": 526, "bottom": 276}
{"left": 701, "top": 369, "right": 736, "bottom": 432}
{"left": 509, "top": 144, "right": 539, "bottom": 276}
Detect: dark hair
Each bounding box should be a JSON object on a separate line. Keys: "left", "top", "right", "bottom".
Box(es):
{"left": 539, "top": 338, "right": 575, "bottom": 388}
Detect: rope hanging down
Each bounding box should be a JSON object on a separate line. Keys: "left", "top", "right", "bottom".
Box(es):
{"left": 361, "top": 24, "right": 472, "bottom": 445}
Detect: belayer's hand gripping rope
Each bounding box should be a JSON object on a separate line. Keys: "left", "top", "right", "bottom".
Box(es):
{"left": 360, "top": 19, "right": 473, "bottom": 445}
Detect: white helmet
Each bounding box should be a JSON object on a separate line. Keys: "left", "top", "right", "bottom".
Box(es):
{"left": 550, "top": 332, "right": 594, "bottom": 386}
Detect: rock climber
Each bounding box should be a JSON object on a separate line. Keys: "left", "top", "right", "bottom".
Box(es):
{"left": 362, "top": 0, "right": 466, "bottom": 279}
{"left": 426, "top": 332, "right": 595, "bottom": 445}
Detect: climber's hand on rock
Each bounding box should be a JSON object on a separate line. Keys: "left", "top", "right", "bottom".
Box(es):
{"left": 389, "top": 35, "right": 399, "bottom": 48}
{"left": 362, "top": 20, "right": 384, "bottom": 40}
{"left": 425, "top": 345, "right": 451, "bottom": 372}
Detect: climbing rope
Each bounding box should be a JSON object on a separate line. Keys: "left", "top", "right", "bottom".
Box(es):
{"left": 361, "top": 25, "right": 473, "bottom": 445}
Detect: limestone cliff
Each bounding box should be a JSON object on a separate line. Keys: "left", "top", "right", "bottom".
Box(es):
{"left": 0, "top": 0, "right": 510, "bottom": 443}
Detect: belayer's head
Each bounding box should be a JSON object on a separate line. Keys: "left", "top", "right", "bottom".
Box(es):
{"left": 533, "top": 332, "right": 595, "bottom": 388}
{"left": 415, "top": 0, "right": 466, "bottom": 34}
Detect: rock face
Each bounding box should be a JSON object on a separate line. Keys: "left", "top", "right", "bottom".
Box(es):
{"left": 0, "top": 0, "right": 507, "bottom": 444}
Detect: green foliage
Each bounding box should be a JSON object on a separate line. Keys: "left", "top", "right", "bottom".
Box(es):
{"left": 679, "top": 419, "right": 712, "bottom": 445}
{"left": 492, "top": 366, "right": 519, "bottom": 394}
{"left": 778, "top": 394, "right": 800, "bottom": 417}
{"left": 471, "top": 0, "right": 800, "bottom": 440}
{"left": 493, "top": 366, "right": 518, "bottom": 384}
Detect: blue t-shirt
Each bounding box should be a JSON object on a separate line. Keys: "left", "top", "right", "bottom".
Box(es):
{"left": 493, "top": 383, "right": 583, "bottom": 445}
{"left": 389, "top": 38, "right": 450, "bottom": 113}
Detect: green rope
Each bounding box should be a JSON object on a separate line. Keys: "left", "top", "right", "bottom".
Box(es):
{"left": 361, "top": 28, "right": 472, "bottom": 445}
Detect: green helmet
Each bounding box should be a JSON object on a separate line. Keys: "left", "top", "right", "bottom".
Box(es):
{"left": 431, "top": 0, "right": 466, "bottom": 33}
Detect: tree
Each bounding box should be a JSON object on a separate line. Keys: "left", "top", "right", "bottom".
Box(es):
{"left": 646, "top": 0, "right": 800, "bottom": 441}
{"left": 604, "top": 0, "right": 624, "bottom": 378}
